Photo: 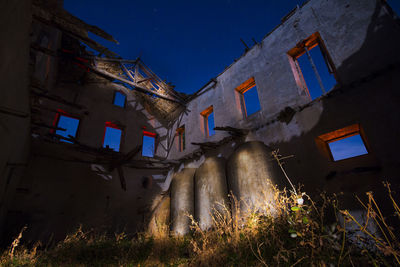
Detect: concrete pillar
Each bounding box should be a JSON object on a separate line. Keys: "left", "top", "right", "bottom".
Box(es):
{"left": 194, "top": 156, "right": 229, "bottom": 230}
{"left": 226, "top": 141, "right": 276, "bottom": 216}
{"left": 148, "top": 195, "right": 170, "bottom": 237}
{"left": 170, "top": 168, "right": 196, "bottom": 235}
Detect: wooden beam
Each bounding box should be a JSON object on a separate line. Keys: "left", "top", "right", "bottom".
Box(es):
{"left": 31, "top": 90, "right": 86, "bottom": 109}
{"left": 32, "top": 122, "right": 66, "bottom": 131}
{"left": 214, "top": 126, "right": 249, "bottom": 136}
{"left": 0, "top": 106, "right": 29, "bottom": 118}
{"left": 89, "top": 65, "right": 182, "bottom": 103}
{"left": 117, "top": 166, "right": 127, "bottom": 191}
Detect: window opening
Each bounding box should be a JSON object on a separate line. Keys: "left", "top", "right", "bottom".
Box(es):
{"left": 316, "top": 124, "right": 368, "bottom": 161}
{"left": 176, "top": 125, "right": 185, "bottom": 152}
{"left": 289, "top": 32, "right": 337, "bottom": 100}
{"left": 113, "top": 91, "right": 126, "bottom": 107}
{"left": 200, "top": 106, "right": 215, "bottom": 137}
{"left": 235, "top": 77, "right": 261, "bottom": 117}
{"left": 53, "top": 110, "right": 80, "bottom": 143}
{"left": 103, "top": 122, "right": 122, "bottom": 152}
{"left": 142, "top": 131, "right": 156, "bottom": 157}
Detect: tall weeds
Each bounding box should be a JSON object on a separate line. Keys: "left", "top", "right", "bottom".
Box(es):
{"left": 1, "top": 183, "right": 399, "bottom": 266}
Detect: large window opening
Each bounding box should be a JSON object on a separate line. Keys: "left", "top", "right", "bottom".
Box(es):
{"left": 103, "top": 122, "right": 122, "bottom": 152}
{"left": 113, "top": 91, "right": 126, "bottom": 108}
{"left": 316, "top": 124, "right": 369, "bottom": 161}
{"left": 53, "top": 110, "right": 80, "bottom": 143}
{"left": 200, "top": 106, "right": 215, "bottom": 137}
{"left": 288, "top": 32, "right": 337, "bottom": 100}
{"left": 235, "top": 77, "right": 261, "bottom": 118}
{"left": 176, "top": 125, "right": 185, "bottom": 152}
{"left": 142, "top": 131, "right": 156, "bottom": 157}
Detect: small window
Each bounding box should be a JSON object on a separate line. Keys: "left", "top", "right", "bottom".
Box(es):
{"left": 235, "top": 77, "right": 261, "bottom": 118}
{"left": 200, "top": 106, "right": 215, "bottom": 137}
{"left": 288, "top": 32, "right": 337, "bottom": 100}
{"left": 142, "top": 131, "right": 156, "bottom": 157}
{"left": 53, "top": 111, "right": 80, "bottom": 143}
{"left": 176, "top": 125, "right": 185, "bottom": 152}
{"left": 103, "top": 122, "right": 122, "bottom": 152}
{"left": 113, "top": 91, "right": 126, "bottom": 107}
{"left": 316, "top": 124, "right": 369, "bottom": 161}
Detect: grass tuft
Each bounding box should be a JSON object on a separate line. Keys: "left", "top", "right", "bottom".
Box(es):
{"left": 1, "top": 182, "right": 399, "bottom": 266}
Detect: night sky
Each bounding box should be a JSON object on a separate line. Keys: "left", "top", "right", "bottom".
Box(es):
{"left": 64, "top": 0, "right": 400, "bottom": 95}
{"left": 62, "top": 1, "right": 400, "bottom": 158}
{"left": 64, "top": 0, "right": 310, "bottom": 94}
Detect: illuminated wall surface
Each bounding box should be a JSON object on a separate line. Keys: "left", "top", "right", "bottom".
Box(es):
{"left": 56, "top": 115, "right": 79, "bottom": 143}
{"left": 328, "top": 134, "right": 368, "bottom": 161}
{"left": 103, "top": 127, "right": 122, "bottom": 151}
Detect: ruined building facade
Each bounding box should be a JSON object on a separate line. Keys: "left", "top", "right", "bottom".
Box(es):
{"left": 1, "top": 0, "right": 399, "bottom": 243}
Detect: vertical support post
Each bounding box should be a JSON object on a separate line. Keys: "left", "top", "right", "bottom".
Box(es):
{"left": 305, "top": 46, "right": 326, "bottom": 94}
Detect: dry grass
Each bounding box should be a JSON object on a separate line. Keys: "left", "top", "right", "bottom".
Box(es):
{"left": 1, "top": 182, "right": 399, "bottom": 266}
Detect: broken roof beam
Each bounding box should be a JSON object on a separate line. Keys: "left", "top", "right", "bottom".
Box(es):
{"left": 137, "top": 61, "right": 183, "bottom": 99}
{"left": 33, "top": 0, "right": 118, "bottom": 44}
{"left": 84, "top": 57, "right": 139, "bottom": 64}
{"left": 91, "top": 65, "right": 181, "bottom": 103}
{"left": 32, "top": 4, "right": 120, "bottom": 58}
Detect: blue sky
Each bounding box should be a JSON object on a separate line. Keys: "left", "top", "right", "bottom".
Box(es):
{"left": 328, "top": 134, "right": 368, "bottom": 161}
{"left": 64, "top": 0, "right": 310, "bottom": 94}
{"left": 104, "top": 127, "right": 122, "bottom": 151}
{"left": 64, "top": 1, "right": 400, "bottom": 95}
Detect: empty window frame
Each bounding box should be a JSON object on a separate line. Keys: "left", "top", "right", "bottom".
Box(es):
{"left": 316, "top": 124, "right": 369, "bottom": 161}
{"left": 103, "top": 122, "right": 123, "bottom": 152}
{"left": 235, "top": 77, "right": 261, "bottom": 118}
{"left": 288, "top": 32, "right": 337, "bottom": 100}
{"left": 200, "top": 106, "right": 215, "bottom": 137}
{"left": 52, "top": 110, "right": 80, "bottom": 143}
{"left": 113, "top": 91, "right": 126, "bottom": 108}
{"left": 176, "top": 125, "right": 185, "bottom": 152}
{"left": 142, "top": 131, "right": 156, "bottom": 157}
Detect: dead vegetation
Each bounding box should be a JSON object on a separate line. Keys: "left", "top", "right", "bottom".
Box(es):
{"left": 1, "top": 182, "right": 399, "bottom": 266}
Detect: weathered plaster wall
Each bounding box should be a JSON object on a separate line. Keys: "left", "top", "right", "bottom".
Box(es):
{"left": 168, "top": 0, "right": 400, "bottom": 159}
{"left": 166, "top": 0, "right": 400, "bottom": 214}
{"left": 4, "top": 140, "right": 165, "bottom": 244}
{"left": 0, "top": 0, "right": 32, "bottom": 239}
{"left": 4, "top": 73, "right": 174, "bottom": 243}
{"left": 2, "top": 0, "right": 400, "bottom": 242}
{"left": 2, "top": 15, "right": 174, "bottom": 243}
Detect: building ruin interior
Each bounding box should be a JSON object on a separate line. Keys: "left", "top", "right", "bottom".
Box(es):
{"left": 1, "top": 0, "right": 400, "bottom": 246}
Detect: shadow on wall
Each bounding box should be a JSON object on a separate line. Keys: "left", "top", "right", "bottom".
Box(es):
{"left": 336, "top": 1, "right": 400, "bottom": 84}
{"left": 1, "top": 154, "right": 165, "bottom": 248}
{"left": 269, "top": 0, "right": 400, "bottom": 214}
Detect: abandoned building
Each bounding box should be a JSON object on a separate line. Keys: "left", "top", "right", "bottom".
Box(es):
{"left": 1, "top": 0, "right": 400, "bottom": 244}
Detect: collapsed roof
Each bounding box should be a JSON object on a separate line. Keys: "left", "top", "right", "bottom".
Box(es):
{"left": 33, "top": 0, "right": 188, "bottom": 126}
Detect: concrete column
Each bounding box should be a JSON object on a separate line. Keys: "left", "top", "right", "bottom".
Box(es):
{"left": 226, "top": 141, "right": 277, "bottom": 217}
{"left": 194, "top": 156, "right": 229, "bottom": 230}
{"left": 170, "top": 168, "right": 196, "bottom": 235}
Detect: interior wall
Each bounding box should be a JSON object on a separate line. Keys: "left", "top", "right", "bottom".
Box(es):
{"left": 0, "top": 0, "right": 32, "bottom": 239}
